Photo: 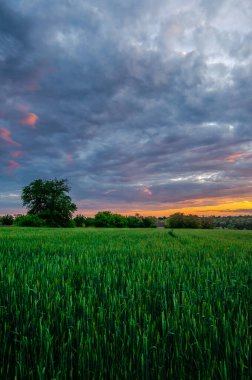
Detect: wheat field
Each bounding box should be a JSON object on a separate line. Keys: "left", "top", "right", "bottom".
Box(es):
{"left": 0, "top": 227, "right": 251, "bottom": 379}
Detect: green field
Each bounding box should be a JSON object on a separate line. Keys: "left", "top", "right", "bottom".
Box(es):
{"left": 0, "top": 228, "right": 251, "bottom": 379}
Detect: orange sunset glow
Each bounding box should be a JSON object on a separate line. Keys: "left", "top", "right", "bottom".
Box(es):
{"left": 128, "top": 200, "right": 252, "bottom": 217}
{"left": 20, "top": 113, "right": 39, "bottom": 128}
{"left": 76, "top": 199, "right": 252, "bottom": 218}
{"left": 224, "top": 152, "right": 252, "bottom": 163}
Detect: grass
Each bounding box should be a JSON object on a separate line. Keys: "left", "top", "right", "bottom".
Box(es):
{"left": 0, "top": 227, "right": 251, "bottom": 379}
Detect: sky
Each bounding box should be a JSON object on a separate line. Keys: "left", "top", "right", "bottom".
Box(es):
{"left": 1, "top": 0, "right": 252, "bottom": 217}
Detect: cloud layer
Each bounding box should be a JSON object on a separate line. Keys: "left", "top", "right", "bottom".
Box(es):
{"left": 1, "top": 0, "right": 252, "bottom": 215}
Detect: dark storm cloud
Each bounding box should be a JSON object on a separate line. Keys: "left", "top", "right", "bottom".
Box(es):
{"left": 1, "top": 0, "right": 252, "bottom": 214}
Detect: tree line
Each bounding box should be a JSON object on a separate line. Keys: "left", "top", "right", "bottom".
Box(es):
{"left": 2, "top": 212, "right": 252, "bottom": 230}
{"left": 0, "top": 212, "right": 157, "bottom": 228}
{"left": 1, "top": 179, "right": 252, "bottom": 229}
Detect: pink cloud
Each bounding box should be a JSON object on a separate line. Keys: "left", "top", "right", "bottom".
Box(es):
{"left": 142, "top": 186, "right": 152, "bottom": 196}
{"left": 224, "top": 152, "right": 252, "bottom": 163}
{"left": 7, "top": 160, "right": 20, "bottom": 174}
{"left": 0, "top": 128, "right": 21, "bottom": 146}
{"left": 10, "top": 150, "right": 25, "bottom": 158}
{"left": 20, "top": 113, "right": 39, "bottom": 128}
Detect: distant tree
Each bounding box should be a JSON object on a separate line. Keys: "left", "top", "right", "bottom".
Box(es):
{"left": 184, "top": 214, "right": 201, "bottom": 228}
{"left": 21, "top": 179, "right": 77, "bottom": 227}
{"left": 94, "top": 211, "right": 127, "bottom": 227}
{"left": 112, "top": 214, "right": 127, "bottom": 228}
{"left": 74, "top": 214, "right": 86, "bottom": 227}
{"left": 167, "top": 213, "right": 201, "bottom": 228}
{"left": 15, "top": 214, "right": 46, "bottom": 227}
{"left": 94, "top": 211, "right": 114, "bottom": 227}
{"left": 168, "top": 213, "right": 185, "bottom": 228}
{"left": 93, "top": 212, "right": 156, "bottom": 228}
{"left": 201, "top": 216, "right": 214, "bottom": 229}
{"left": 1, "top": 214, "right": 14, "bottom": 226}
{"left": 142, "top": 216, "right": 157, "bottom": 228}
{"left": 84, "top": 217, "right": 95, "bottom": 227}
{"left": 213, "top": 215, "right": 252, "bottom": 230}
{"left": 126, "top": 216, "right": 144, "bottom": 228}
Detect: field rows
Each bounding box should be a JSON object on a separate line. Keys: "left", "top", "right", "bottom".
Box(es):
{"left": 0, "top": 228, "right": 251, "bottom": 379}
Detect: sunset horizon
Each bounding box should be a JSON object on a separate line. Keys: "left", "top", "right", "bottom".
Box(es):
{"left": 1, "top": 1, "right": 252, "bottom": 376}
{"left": 2, "top": 198, "right": 252, "bottom": 218}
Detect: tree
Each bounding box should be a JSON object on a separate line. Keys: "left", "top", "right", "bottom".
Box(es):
{"left": 15, "top": 214, "right": 46, "bottom": 227}
{"left": 167, "top": 213, "right": 203, "bottom": 229}
{"left": 184, "top": 214, "right": 201, "bottom": 228}
{"left": 201, "top": 216, "right": 214, "bottom": 229}
{"left": 1, "top": 215, "right": 14, "bottom": 226}
{"left": 112, "top": 213, "right": 127, "bottom": 228}
{"left": 142, "top": 216, "right": 157, "bottom": 228}
{"left": 168, "top": 213, "right": 185, "bottom": 228}
{"left": 94, "top": 211, "right": 114, "bottom": 227}
{"left": 74, "top": 214, "right": 86, "bottom": 227}
{"left": 21, "top": 179, "right": 77, "bottom": 227}
{"left": 126, "top": 215, "right": 144, "bottom": 228}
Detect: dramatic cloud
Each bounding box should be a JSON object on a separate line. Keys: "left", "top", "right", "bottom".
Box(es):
{"left": 0, "top": 128, "right": 21, "bottom": 146}
{"left": 7, "top": 160, "right": 20, "bottom": 174}
{"left": 0, "top": 0, "right": 252, "bottom": 215}
{"left": 20, "top": 113, "right": 39, "bottom": 128}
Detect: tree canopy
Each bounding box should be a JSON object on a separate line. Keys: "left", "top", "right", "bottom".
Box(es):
{"left": 166, "top": 213, "right": 214, "bottom": 229}
{"left": 21, "top": 179, "right": 77, "bottom": 227}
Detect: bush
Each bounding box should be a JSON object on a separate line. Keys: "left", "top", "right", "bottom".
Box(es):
{"left": 1, "top": 215, "right": 14, "bottom": 226}
{"left": 167, "top": 213, "right": 201, "bottom": 228}
{"left": 112, "top": 214, "right": 127, "bottom": 228}
{"left": 201, "top": 216, "right": 214, "bottom": 229}
{"left": 74, "top": 215, "right": 86, "bottom": 227}
{"left": 65, "top": 219, "right": 76, "bottom": 228}
{"left": 15, "top": 214, "right": 46, "bottom": 227}
{"left": 142, "top": 216, "right": 157, "bottom": 228}
{"left": 126, "top": 216, "right": 144, "bottom": 228}
{"left": 166, "top": 213, "right": 185, "bottom": 228}
{"left": 94, "top": 211, "right": 114, "bottom": 227}
{"left": 84, "top": 217, "right": 95, "bottom": 227}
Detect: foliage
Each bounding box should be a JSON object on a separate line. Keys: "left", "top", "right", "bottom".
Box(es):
{"left": 126, "top": 215, "right": 144, "bottom": 228}
{"left": 84, "top": 217, "right": 95, "bottom": 227}
{"left": 201, "top": 216, "right": 214, "bottom": 229}
{"left": 94, "top": 211, "right": 157, "bottom": 228}
{"left": 21, "top": 179, "right": 77, "bottom": 227}
{"left": 166, "top": 213, "right": 187, "bottom": 228}
{"left": 142, "top": 216, "right": 156, "bottom": 228}
{"left": 15, "top": 214, "right": 46, "bottom": 227}
{"left": 0, "top": 228, "right": 251, "bottom": 379}
{"left": 65, "top": 219, "right": 76, "bottom": 228}
{"left": 213, "top": 215, "right": 252, "bottom": 230}
{"left": 166, "top": 213, "right": 214, "bottom": 229}
{"left": 112, "top": 213, "right": 128, "bottom": 228}
{"left": 94, "top": 211, "right": 114, "bottom": 227}
{"left": 1, "top": 214, "right": 14, "bottom": 226}
{"left": 184, "top": 214, "right": 201, "bottom": 228}
{"left": 73, "top": 214, "right": 86, "bottom": 227}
